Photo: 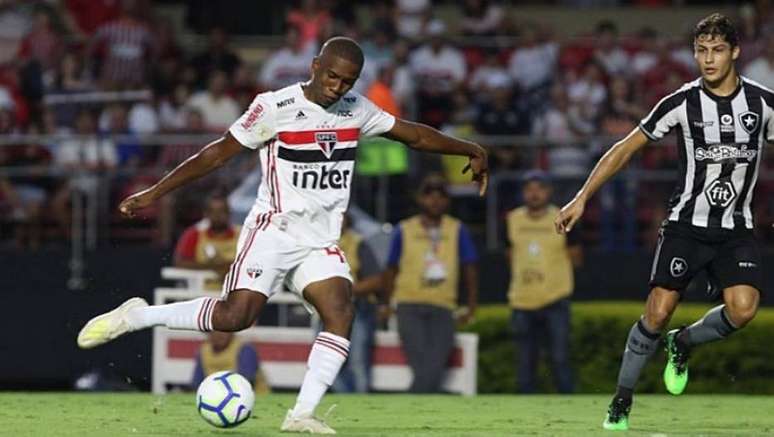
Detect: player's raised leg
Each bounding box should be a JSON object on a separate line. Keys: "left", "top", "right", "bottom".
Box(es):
{"left": 77, "top": 290, "right": 267, "bottom": 349}
{"left": 604, "top": 287, "right": 679, "bottom": 431}
{"left": 665, "top": 284, "right": 759, "bottom": 395}
{"left": 282, "top": 276, "right": 353, "bottom": 434}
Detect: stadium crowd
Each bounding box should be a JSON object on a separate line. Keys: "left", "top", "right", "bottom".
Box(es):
{"left": 1, "top": 0, "right": 774, "bottom": 250}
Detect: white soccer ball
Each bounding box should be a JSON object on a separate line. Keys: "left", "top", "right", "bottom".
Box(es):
{"left": 196, "top": 371, "right": 255, "bottom": 428}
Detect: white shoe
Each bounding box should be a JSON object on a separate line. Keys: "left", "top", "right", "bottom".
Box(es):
{"left": 280, "top": 410, "right": 336, "bottom": 434}
{"left": 77, "top": 297, "right": 148, "bottom": 349}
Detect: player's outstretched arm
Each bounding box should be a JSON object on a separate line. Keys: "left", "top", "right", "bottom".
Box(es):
{"left": 119, "top": 133, "right": 244, "bottom": 217}
{"left": 555, "top": 127, "right": 649, "bottom": 234}
{"left": 384, "top": 119, "right": 489, "bottom": 195}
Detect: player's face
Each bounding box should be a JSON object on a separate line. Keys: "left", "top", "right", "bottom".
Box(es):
{"left": 311, "top": 55, "right": 360, "bottom": 107}
{"left": 206, "top": 199, "right": 230, "bottom": 232}
{"left": 694, "top": 34, "right": 739, "bottom": 84}
{"left": 523, "top": 181, "right": 551, "bottom": 210}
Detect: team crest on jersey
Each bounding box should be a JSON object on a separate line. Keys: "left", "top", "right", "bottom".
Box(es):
{"left": 738, "top": 111, "right": 759, "bottom": 135}
{"left": 315, "top": 132, "right": 338, "bottom": 158}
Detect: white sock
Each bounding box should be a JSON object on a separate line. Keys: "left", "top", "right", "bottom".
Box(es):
{"left": 125, "top": 297, "right": 217, "bottom": 332}
{"left": 291, "top": 332, "right": 350, "bottom": 417}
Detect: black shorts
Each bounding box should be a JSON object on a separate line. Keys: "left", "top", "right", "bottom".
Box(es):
{"left": 649, "top": 221, "right": 763, "bottom": 292}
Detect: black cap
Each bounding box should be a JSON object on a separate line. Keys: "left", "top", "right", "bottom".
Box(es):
{"left": 522, "top": 169, "right": 551, "bottom": 185}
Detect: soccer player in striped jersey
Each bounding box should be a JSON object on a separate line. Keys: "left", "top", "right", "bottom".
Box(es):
{"left": 77, "top": 37, "right": 488, "bottom": 434}
{"left": 555, "top": 14, "right": 774, "bottom": 431}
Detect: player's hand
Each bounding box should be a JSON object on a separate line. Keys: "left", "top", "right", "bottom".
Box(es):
{"left": 555, "top": 197, "right": 585, "bottom": 234}
{"left": 455, "top": 307, "right": 476, "bottom": 326}
{"left": 377, "top": 304, "right": 393, "bottom": 323}
{"left": 118, "top": 188, "right": 157, "bottom": 218}
{"left": 462, "top": 145, "right": 489, "bottom": 196}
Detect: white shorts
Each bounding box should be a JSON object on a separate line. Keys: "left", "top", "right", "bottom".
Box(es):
{"left": 221, "top": 224, "right": 353, "bottom": 299}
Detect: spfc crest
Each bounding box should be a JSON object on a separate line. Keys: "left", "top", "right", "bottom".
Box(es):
{"left": 738, "top": 111, "right": 760, "bottom": 135}
{"left": 315, "top": 132, "right": 338, "bottom": 158}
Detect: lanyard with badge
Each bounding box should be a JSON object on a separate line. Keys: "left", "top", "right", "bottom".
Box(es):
{"left": 422, "top": 225, "right": 447, "bottom": 286}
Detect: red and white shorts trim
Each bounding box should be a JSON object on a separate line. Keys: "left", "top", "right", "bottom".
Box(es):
{"left": 221, "top": 218, "right": 353, "bottom": 299}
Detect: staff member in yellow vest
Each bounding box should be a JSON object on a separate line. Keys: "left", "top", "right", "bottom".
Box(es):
{"left": 191, "top": 331, "right": 270, "bottom": 395}
{"left": 507, "top": 170, "right": 582, "bottom": 394}
{"left": 383, "top": 174, "right": 479, "bottom": 393}
{"left": 332, "top": 214, "right": 383, "bottom": 393}
{"left": 173, "top": 193, "right": 240, "bottom": 291}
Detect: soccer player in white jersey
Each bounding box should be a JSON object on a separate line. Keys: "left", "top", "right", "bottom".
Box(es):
{"left": 77, "top": 37, "right": 488, "bottom": 434}
{"left": 555, "top": 14, "right": 774, "bottom": 431}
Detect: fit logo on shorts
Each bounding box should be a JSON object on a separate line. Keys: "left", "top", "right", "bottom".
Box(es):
{"left": 670, "top": 257, "right": 687, "bottom": 277}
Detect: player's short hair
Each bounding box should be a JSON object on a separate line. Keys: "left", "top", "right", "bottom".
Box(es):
{"left": 319, "top": 37, "right": 365, "bottom": 68}
{"left": 694, "top": 13, "right": 738, "bottom": 47}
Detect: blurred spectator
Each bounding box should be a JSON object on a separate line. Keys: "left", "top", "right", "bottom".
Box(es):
{"left": 440, "top": 91, "right": 477, "bottom": 186}
{"left": 187, "top": 70, "right": 240, "bottom": 132}
{"left": 506, "top": 170, "right": 581, "bottom": 394}
{"left": 630, "top": 28, "right": 659, "bottom": 78}
{"left": 460, "top": 0, "right": 504, "bottom": 37}
{"left": 390, "top": 40, "right": 415, "bottom": 118}
{"left": 395, "top": 0, "right": 430, "bottom": 41}
{"left": 332, "top": 215, "right": 383, "bottom": 393}
{"left": 384, "top": 174, "right": 479, "bottom": 393}
{"left": 409, "top": 20, "right": 466, "bottom": 127}
{"left": 591, "top": 20, "right": 629, "bottom": 77}
{"left": 158, "top": 83, "right": 191, "bottom": 132}
{"left": 65, "top": 0, "right": 121, "bottom": 35}
{"left": 17, "top": 7, "right": 63, "bottom": 76}
{"left": 743, "top": 34, "right": 774, "bottom": 90}
{"left": 0, "top": 110, "right": 52, "bottom": 249}
{"left": 366, "top": 64, "right": 402, "bottom": 118}
{"left": 0, "top": 0, "right": 33, "bottom": 64}
{"left": 469, "top": 49, "right": 511, "bottom": 100}
{"left": 508, "top": 24, "right": 559, "bottom": 94}
{"left": 286, "top": 0, "right": 332, "bottom": 51}
{"left": 51, "top": 109, "right": 117, "bottom": 237}
{"left": 475, "top": 79, "right": 530, "bottom": 173}
{"left": 191, "top": 331, "right": 270, "bottom": 395}
{"left": 361, "top": 27, "right": 394, "bottom": 70}
{"left": 128, "top": 100, "right": 159, "bottom": 134}
{"left": 189, "top": 27, "right": 241, "bottom": 90}
{"left": 567, "top": 61, "right": 607, "bottom": 125}
{"left": 101, "top": 103, "right": 143, "bottom": 167}
{"left": 533, "top": 83, "right": 589, "bottom": 203}
{"left": 89, "top": 1, "right": 154, "bottom": 88}
{"left": 258, "top": 28, "right": 315, "bottom": 91}
{"left": 174, "top": 193, "right": 240, "bottom": 291}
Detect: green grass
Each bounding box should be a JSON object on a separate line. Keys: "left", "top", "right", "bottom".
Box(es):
{"left": 1, "top": 393, "right": 773, "bottom": 436}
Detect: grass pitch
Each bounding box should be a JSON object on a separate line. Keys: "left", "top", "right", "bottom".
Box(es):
{"left": 1, "top": 393, "right": 772, "bottom": 436}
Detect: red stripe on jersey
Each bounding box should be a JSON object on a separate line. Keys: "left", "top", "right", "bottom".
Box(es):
{"left": 277, "top": 128, "right": 361, "bottom": 145}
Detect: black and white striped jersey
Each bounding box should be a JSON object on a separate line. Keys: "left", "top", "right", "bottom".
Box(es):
{"left": 639, "top": 76, "right": 774, "bottom": 231}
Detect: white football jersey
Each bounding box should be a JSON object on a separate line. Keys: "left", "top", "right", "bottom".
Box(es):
{"left": 229, "top": 83, "right": 396, "bottom": 247}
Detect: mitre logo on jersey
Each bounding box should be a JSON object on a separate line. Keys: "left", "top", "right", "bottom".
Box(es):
{"left": 720, "top": 114, "right": 735, "bottom": 133}
{"left": 315, "top": 132, "right": 338, "bottom": 158}
{"left": 738, "top": 111, "right": 759, "bottom": 134}
{"left": 705, "top": 179, "right": 737, "bottom": 208}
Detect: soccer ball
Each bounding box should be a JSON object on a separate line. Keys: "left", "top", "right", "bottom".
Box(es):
{"left": 196, "top": 371, "right": 255, "bottom": 428}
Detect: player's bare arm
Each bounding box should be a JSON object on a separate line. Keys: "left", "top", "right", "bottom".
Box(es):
{"left": 384, "top": 119, "right": 489, "bottom": 195}
{"left": 555, "top": 128, "right": 649, "bottom": 234}
{"left": 119, "top": 133, "right": 244, "bottom": 217}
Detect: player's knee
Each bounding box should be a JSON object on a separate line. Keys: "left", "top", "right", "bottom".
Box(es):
{"left": 726, "top": 300, "right": 758, "bottom": 327}
{"left": 645, "top": 307, "right": 672, "bottom": 331}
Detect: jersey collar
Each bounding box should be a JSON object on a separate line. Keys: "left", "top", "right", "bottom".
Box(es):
{"left": 700, "top": 75, "right": 742, "bottom": 102}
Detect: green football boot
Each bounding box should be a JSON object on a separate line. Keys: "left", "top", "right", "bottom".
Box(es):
{"left": 663, "top": 328, "right": 690, "bottom": 395}
{"left": 602, "top": 397, "right": 631, "bottom": 431}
